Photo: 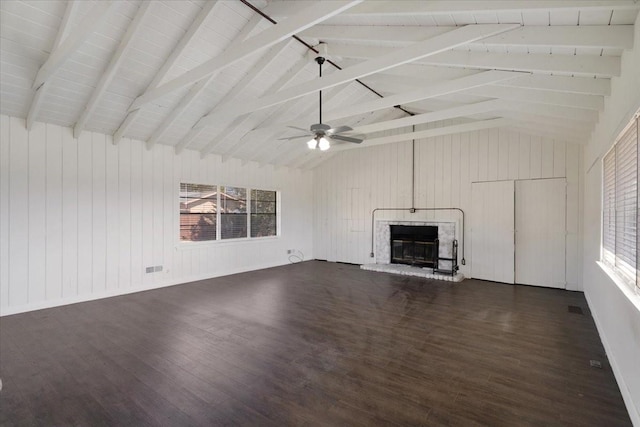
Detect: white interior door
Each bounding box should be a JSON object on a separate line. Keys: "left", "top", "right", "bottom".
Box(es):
{"left": 515, "top": 178, "right": 566, "bottom": 289}
{"left": 471, "top": 181, "right": 515, "bottom": 283}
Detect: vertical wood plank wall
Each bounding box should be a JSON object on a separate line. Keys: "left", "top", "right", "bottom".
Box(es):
{"left": 313, "top": 124, "right": 583, "bottom": 291}
{"left": 0, "top": 115, "right": 314, "bottom": 315}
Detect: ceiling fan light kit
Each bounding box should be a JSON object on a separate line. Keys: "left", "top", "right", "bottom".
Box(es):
{"left": 279, "top": 44, "right": 364, "bottom": 151}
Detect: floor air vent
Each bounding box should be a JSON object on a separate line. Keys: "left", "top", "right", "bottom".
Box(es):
{"left": 568, "top": 305, "right": 584, "bottom": 315}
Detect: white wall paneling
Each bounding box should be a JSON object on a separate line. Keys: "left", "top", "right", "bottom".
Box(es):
{"left": 313, "top": 122, "right": 582, "bottom": 289}
{"left": 581, "top": 13, "right": 640, "bottom": 426}
{"left": 0, "top": 115, "right": 313, "bottom": 316}
{"left": 515, "top": 178, "right": 567, "bottom": 288}
{"left": 471, "top": 180, "right": 515, "bottom": 284}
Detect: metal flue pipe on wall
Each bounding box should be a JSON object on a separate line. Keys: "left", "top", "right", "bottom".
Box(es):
{"left": 369, "top": 126, "right": 467, "bottom": 266}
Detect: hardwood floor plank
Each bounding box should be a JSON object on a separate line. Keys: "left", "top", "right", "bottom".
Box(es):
{"left": 0, "top": 261, "right": 632, "bottom": 426}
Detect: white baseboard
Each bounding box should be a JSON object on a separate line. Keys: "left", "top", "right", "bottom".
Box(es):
{"left": 0, "top": 259, "right": 293, "bottom": 317}
{"left": 584, "top": 291, "right": 640, "bottom": 427}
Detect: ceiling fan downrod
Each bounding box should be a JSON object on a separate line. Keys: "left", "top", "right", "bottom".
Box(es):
{"left": 316, "top": 55, "right": 325, "bottom": 125}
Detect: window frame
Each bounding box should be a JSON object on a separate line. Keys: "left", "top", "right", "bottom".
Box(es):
{"left": 601, "top": 111, "right": 639, "bottom": 294}
{"left": 178, "top": 182, "right": 280, "bottom": 246}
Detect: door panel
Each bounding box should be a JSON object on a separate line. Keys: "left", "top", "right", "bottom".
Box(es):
{"left": 471, "top": 181, "right": 515, "bottom": 283}
{"left": 515, "top": 178, "right": 566, "bottom": 288}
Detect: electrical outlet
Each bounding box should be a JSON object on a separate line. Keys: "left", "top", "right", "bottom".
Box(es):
{"left": 287, "top": 249, "right": 292, "bottom": 254}
{"left": 145, "top": 267, "right": 154, "bottom": 274}
{"left": 154, "top": 265, "right": 163, "bottom": 272}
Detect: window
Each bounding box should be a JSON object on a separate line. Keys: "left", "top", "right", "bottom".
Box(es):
{"left": 602, "top": 113, "right": 639, "bottom": 291}
{"left": 251, "top": 189, "right": 277, "bottom": 237}
{"left": 180, "top": 183, "right": 217, "bottom": 241}
{"left": 179, "top": 183, "right": 277, "bottom": 242}
{"left": 220, "top": 186, "right": 247, "bottom": 239}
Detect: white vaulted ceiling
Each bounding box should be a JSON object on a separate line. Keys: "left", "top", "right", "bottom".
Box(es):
{"left": 1, "top": 0, "right": 639, "bottom": 169}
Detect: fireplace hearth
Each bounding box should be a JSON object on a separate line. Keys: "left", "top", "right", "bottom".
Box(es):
{"left": 390, "top": 225, "right": 438, "bottom": 268}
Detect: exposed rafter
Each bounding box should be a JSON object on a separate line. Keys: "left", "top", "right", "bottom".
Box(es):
{"left": 73, "top": 1, "right": 153, "bottom": 138}
{"left": 26, "top": 0, "right": 78, "bottom": 130}
{"left": 333, "top": 118, "right": 511, "bottom": 151}
{"left": 493, "top": 74, "right": 611, "bottom": 96}
{"left": 193, "top": 40, "right": 293, "bottom": 157}
{"left": 301, "top": 25, "right": 633, "bottom": 50}
{"left": 129, "top": 1, "right": 363, "bottom": 111}
{"left": 31, "top": 1, "right": 117, "bottom": 90}
{"left": 149, "top": 16, "right": 271, "bottom": 151}
{"left": 324, "top": 70, "right": 525, "bottom": 122}
{"left": 212, "top": 56, "right": 311, "bottom": 160}
{"left": 350, "top": 99, "right": 504, "bottom": 135}
{"left": 113, "top": 0, "right": 221, "bottom": 145}
{"left": 464, "top": 85, "right": 604, "bottom": 111}
{"left": 363, "top": 72, "right": 611, "bottom": 97}
{"left": 327, "top": 45, "right": 621, "bottom": 78}
{"left": 194, "top": 24, "right": 522, "bottom": 129}
{"left": 341, "top": 1, "right": 640, "bottom": 16}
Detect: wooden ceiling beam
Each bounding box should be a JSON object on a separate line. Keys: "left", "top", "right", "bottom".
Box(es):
{"left": 113, "top": 0, "right": 222, "bottom": 145}
{"left": 332, "top": 118, "right": 511, "bottom": 151}
{"left": 171, "top": 12, "right": 264, "bottom": 155}
{"left": 214, "top": 57, "right": 310, "bottom": 161}
{"left": 31, "top": 1, "right": 117, "bottom": 90}
{"left": 129, "top": 1, "right": 363, "bottom": 111}
{"left": 74, "top": 1, "right": 153, "bottom": 138}
{"left": 26, "top": 0, "right": 78, "bottom": 130}
{"left": 325, "top": 70, "right": 524, "bottom": 121}
{"left": 345, "top": 1, "right": 640, "bottom": 16}
{"left": 464, "top": 85, "right": 604, "bottom": 110}
{"left": 151, "top": 36, "right": 289, "bottom": 152}
{"left": 328, "top": 44, "right": 621, "bottom": 78}
{"left": 301, "top": 25, "right": 633, "bottom": 50}
{"left": 194, "top": 24, "right": 522, "bottom": 129}
{"left": 350, "top": 99, "right": 504, "bottom": 134}
{"left": 197, "top": 40, "right": 297, "bottom": 157}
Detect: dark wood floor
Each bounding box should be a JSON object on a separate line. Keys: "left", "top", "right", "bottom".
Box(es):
{"left": 0, "top": 261, "right": 631, "bottom": 426}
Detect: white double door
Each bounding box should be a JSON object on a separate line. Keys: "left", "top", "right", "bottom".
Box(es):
{"left": 471, "top": 178, "right": 566, "bottom": 288}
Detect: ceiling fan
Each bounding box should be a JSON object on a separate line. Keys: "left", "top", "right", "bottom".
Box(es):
{"left": 279, "top": 54, "right": 363, "bottom": 151}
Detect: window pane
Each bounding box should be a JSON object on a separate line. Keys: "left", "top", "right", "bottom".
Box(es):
{"left": 220, "top": 186, "right": 247, "bottom": 239}
{"left": 614, "top": 117, "right": 638, "bottom": 286}
{"left": 251, "top": 189, "right": 277, "bottom": 237}
{"left": 180, "top": 183, "right": 217, "bottom": 241}
{"left": 603, "top": 114, "right": 639, "bottom": 289}
{"left": 603, "top": 150, "right": 616, "bottom": 266}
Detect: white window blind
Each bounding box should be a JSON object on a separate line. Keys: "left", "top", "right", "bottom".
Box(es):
{"left": 603, "top": 114, "right": 638, "bottom": 290}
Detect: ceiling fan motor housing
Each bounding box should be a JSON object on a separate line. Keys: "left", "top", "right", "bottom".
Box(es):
{"left": 311, "top": 123, "right": 331, "bottom": 132}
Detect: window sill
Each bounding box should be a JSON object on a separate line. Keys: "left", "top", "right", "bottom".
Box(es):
{"left": 176, "top": 235, "right": 280, "bottom": 250}
{"left": 596, "top": 261, "right": 640, "bottom": 312}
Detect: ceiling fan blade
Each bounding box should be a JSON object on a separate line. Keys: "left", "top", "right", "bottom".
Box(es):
{"left": 327, "top": 125, "right": 353, "bottom": 135}
{"left": 277, "top": 134, "right": 312, "bottom": 141}
{"left": 330, "top": 134, "right": 363, "bottom": 144}
{"left": 287, "top": 126, "right": 311, "bottom": 133}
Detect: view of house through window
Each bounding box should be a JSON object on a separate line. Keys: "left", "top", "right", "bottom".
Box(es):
{"left": 220, "top": 186, "right": 247, "bottom": 239}
{"left": 180, "top": 183, "right": 217, "bottom": 241}
{"left": 180, "top": 183, "right": 277, "bottom": 242}
{"left": 602, "top": 112, "right": 639, "bottom": 291}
